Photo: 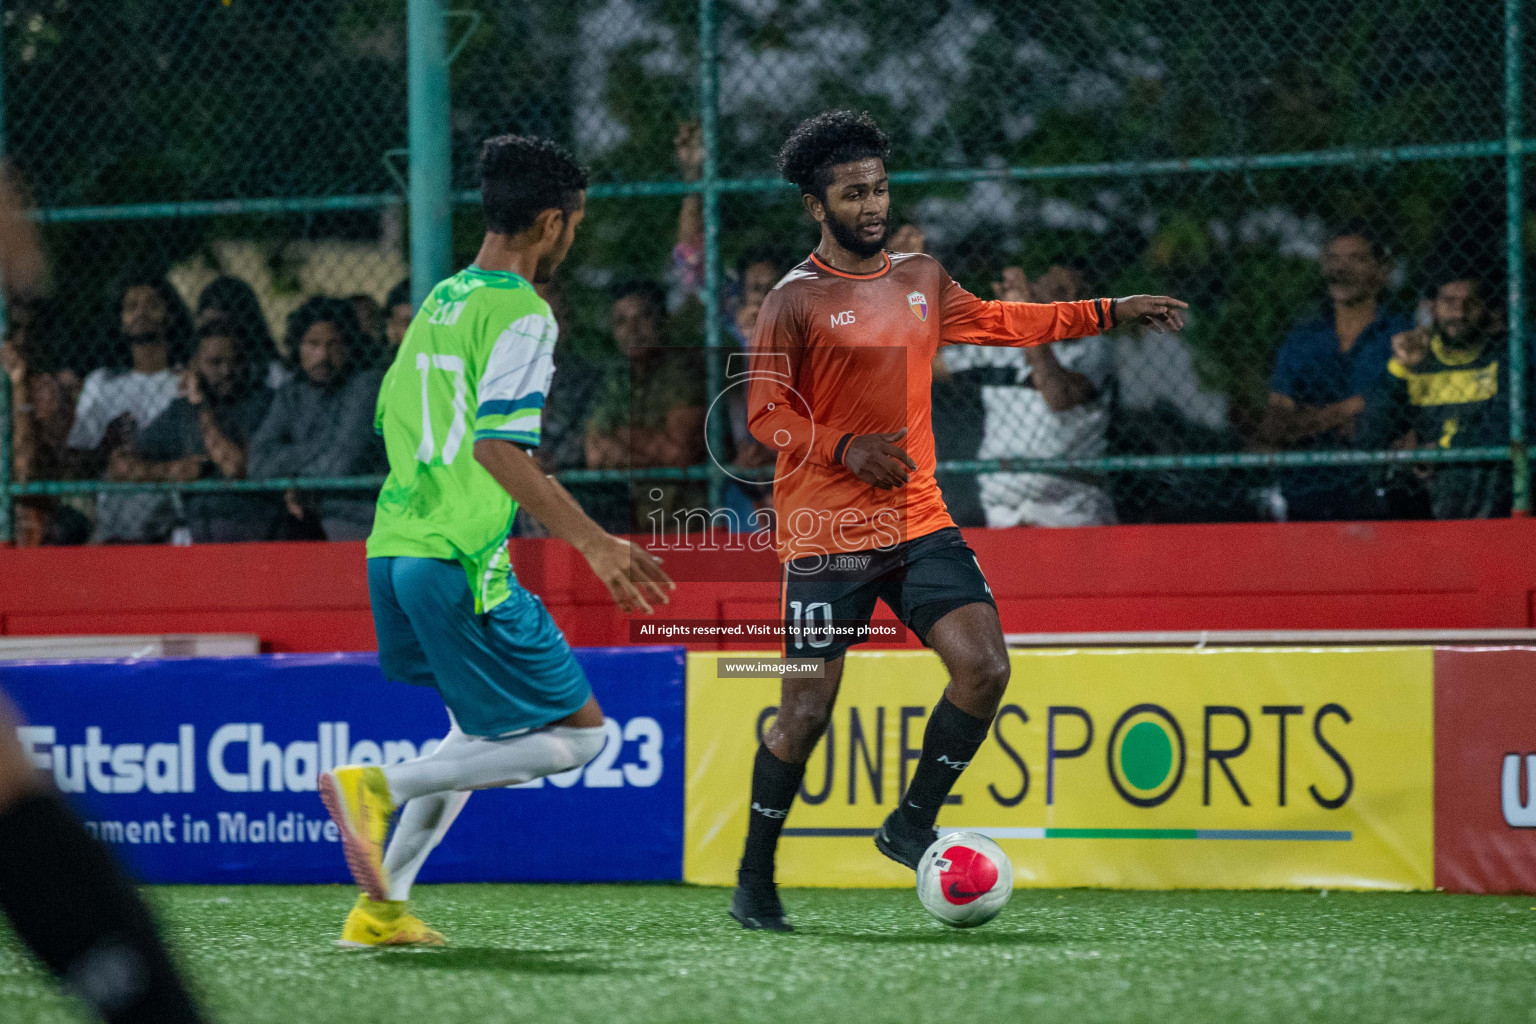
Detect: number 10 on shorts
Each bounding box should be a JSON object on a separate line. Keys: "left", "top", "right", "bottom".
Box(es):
{"left": 789, "top": 600, "right": 833, "bottom": 651}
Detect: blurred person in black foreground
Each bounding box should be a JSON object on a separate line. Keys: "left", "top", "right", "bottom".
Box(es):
{"left": 0, "top": 164, "right": 206, "bottom": 1023}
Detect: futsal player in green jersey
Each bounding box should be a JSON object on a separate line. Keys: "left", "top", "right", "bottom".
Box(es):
{"left": 319, "top": 135, "right": 673, "bottom": 948}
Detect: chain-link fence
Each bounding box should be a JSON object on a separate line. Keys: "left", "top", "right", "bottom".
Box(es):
{"left": 0, "top": 0, "right": 1528, "bottom": 545}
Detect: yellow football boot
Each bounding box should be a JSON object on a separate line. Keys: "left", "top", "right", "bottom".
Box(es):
{"left": 319, "top": 765, "right": 397, "bottom": 900}
{"left": 337, "top": 894, "right": 447, "bottom": 949}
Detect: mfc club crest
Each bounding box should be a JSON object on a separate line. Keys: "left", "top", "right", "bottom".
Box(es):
{"left": 907, "top": 290, "right": 929, "bottom": 321}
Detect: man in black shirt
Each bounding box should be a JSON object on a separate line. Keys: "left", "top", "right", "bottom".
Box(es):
{"left": 126, "top": 320, "right": 279, "bottom": 541}
{"left": 1359, "top": 272, "right": 1512, "bottom": 519}
{"left": 249, "top": 297, "right": 386, "bottom": 540}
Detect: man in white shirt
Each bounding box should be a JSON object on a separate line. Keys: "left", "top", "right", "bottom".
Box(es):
{"left": 940, "top": 264, "right": 1117, "bottom": 528}
{"left": 67, "top": 272, "right": 194, "bottom": 542}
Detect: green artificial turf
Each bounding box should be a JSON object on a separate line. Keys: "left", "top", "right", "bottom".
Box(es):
{"left": 4, "top": 885, "right": 1536, "bottom": 1023}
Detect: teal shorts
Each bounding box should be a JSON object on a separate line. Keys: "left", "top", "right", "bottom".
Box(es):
{"left": 367, "top": 556, "right": 592, "bottom": 737}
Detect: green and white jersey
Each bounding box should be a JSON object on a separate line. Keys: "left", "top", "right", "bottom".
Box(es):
{"left": 367, "top": 265, "right": 556, "bottom": 612}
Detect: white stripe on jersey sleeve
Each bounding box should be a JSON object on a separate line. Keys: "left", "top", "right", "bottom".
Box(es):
{"left": 477, "top": 312, "right": 557, "bottom": 411}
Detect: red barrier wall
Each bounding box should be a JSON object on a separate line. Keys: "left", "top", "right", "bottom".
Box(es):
{"left": 1434, "top": 647, "right": 1536, "bottom": 893}
{"left": 3, "top": 518, "right": 1535, "bottom": 652}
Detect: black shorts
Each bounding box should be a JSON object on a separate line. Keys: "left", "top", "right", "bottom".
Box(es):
{"left": 780, "top": 527, "right": 996, "bottom": 661}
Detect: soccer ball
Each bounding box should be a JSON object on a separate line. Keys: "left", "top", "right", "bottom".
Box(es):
{"left": 915, "top": 831, "right": 1013, "bottom": 928}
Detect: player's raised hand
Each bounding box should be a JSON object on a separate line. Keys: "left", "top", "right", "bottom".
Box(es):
{"left": 674, "top": 120, "right": 704, "bottom": 182}
{"left": 582, "top": 533, "right": 675, "bottom": 615}
{"left": 1112, "top": 295, "right": 1189, "bottom": 333}
{"left": 1392, "top": 327, "right": 1430, "bottom": 369}
{"left": 179, "top": 368, "right": 205, "bottom": 407}
{"left": 843, "top": 427, "right": 918, "bottom": 490}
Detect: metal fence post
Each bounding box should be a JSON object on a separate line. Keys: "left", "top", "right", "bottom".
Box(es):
{"left": 0, "top": 373, "right": 10, "bottom": 545}
{"left": 1508, "top": 0, "right": 1528, "bottom": 515}
{"left": 698, "top": 0, "right": 725, "bottom": 511}
{"left": 408, "top": 0, "right": 452, "bottom": 308}
{"left": 0, "top": 8, "right": 10, "bottom": 546}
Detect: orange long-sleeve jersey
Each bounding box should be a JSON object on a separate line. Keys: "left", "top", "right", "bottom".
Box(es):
{"left": 746, "top": 250, "right": 1114, "bottom": 563}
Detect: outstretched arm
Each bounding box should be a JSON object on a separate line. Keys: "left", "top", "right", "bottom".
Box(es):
{"left": 941, "top": 266, "right": 1186, "bottom": 348}
{"left": 473, "top": 438, "right": 673, "bottom": 614}
{"left": 989, "top": 269, "right": 1099, "bottom": 411}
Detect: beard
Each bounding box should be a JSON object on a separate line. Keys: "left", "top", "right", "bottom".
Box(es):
{"left": 1325, "top": 278, "right": 1373, "bottom": 304}
{"left": 825, "top": 210, "right": 888, "bottom": 259}
{"left": 1436, "top": 318, "right": 1486, "bottom": 349}
{"left": 533, "top": 245, "right": 566, "bottom": 283}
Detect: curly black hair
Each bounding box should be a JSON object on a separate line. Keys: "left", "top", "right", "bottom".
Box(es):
{"left": 479, "top": 134, "right": 590, "bottom": 235}
{"left": 1425, "top": 264, "right": 1501, "bottom": 304}
{"left": 610, "top": 279, "right": 667, "bottom": 319}
{"left": 282, "top": 296, "right": 369, "bottom": 374}
{"left": 385, "top": 277, "right": 412, "bottom": 312}
{"left": 197, "top": 275, "right": 279, "bottom": 370}
{"left": 104, "top": 266, "right": 196, "bottom": 370}
{"left": 777, "top": 110, "right": 890, "bottom": 201}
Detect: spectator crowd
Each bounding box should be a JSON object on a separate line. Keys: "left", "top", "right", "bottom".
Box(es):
{"left": 2, "top": 134, "right": 1518, "bottom": 547}
{"left": 4, "top": 274, "right": 403, "bottom": 546}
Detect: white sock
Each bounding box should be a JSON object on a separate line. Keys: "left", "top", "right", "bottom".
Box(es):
{"left": 383, "top": 789, "right": 470, "bottom": 902}
{"left": 381, "top": 723, "right": 607, "bottom": 804}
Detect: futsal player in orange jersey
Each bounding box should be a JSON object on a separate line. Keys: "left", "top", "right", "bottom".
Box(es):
{"left": 729, "top": 110, "right": 1187, "bottom": 930}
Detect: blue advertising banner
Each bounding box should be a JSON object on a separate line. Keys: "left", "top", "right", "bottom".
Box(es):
{"left": 0, "top": 647, "right": 685, "bottom": 884}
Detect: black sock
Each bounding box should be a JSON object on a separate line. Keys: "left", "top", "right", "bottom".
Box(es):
{"left": 737, "top": 744, "right": 806, "bottom": 888}
{"left": 0, "top": 793, "right": 204, "bottom": 1024}
{"left": 900, "top": 697, "right": 991, "bottom": 831}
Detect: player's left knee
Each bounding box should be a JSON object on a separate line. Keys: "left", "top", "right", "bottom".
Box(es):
{"left": 954, "top": 649, "right": 1011, "bottom": 705}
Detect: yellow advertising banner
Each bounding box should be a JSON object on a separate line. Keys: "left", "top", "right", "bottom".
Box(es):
{"left": 685, "top": 648, "right": 1434, "bottom": 890}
